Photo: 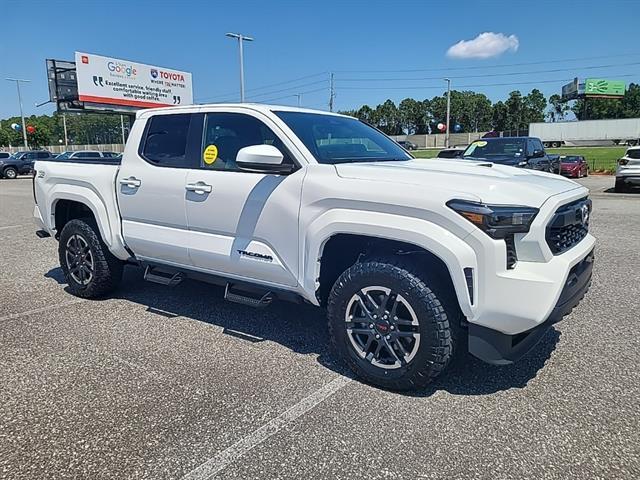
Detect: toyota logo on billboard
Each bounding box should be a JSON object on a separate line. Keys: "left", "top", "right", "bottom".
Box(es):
{"left": 150, "top": 69, "right": 158, "bottom": 79}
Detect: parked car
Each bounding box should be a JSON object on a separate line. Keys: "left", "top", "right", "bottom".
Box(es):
{"left": 0, "top": 150, "right": 53, "bottom": 179}
{"left": 56, "top": 150, "right": 120, "bottom": 160}
{"left": 615, "top": 146, "right": 640, "bottom": 192}
{"left": 33, "top": 104, "right": 594, "bottom": 390}
{"left": 548, "top": 154, "right": 561, "bottom": 174}
{"left": 560, "top": 155, "right": 588, "bottom": 178}
{"left": 462, "top": 137, "right": 553, "bottom": 172}
{"left": 437, "top": 147, "right": 465, "bottom": 159}
{"left": 397, "top": 140, "right": 418, "bottom": 151}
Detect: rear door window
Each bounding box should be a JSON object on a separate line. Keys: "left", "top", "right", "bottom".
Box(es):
{"left": 141, "top": 114, "right": 193, "bottom": 168}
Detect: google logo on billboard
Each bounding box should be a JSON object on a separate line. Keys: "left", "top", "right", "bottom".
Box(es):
{"left": 107, "top": 61, "right": 137, "bottom": 77}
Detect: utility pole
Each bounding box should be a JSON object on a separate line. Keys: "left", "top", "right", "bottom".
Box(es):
{"left": 444, "top": 78, "right": 451, "bottom": 148}
{"left": 226, "top": 32, "right": 254, "bottom": 102}
{"left": 62, "top": 113, "right": 68, "bottom": 146}
{"left": 6, "top": 78, "right": 30, "bottom": 149}
{"left": 294, "top": 93, "right": 302, "bottom": 107}
{"left": 329, "top": 72, "right": 335, "bottom": 112}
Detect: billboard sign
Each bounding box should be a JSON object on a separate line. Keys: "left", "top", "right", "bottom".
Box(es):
{"left": 584, "top": 78, "right": 626, "bottom": 97}
{"left": 74, "top": 51, "right": 193, "bottom": 109}
{"left": 561, "top": 78, "right": 579, "bottom": 101}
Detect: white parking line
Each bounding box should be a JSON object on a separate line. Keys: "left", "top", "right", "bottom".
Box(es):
{"left": 181, "top": 375, "right": 353, "bottom": 480}
{"left": 0, "top": 224, "right": 30, "bottom": 230}
{"left": 0, "top": 299, "right": 86, "bottom": 323}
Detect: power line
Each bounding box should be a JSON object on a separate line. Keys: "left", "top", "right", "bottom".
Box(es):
{"left": 337, "top": 74, "right": 639, "bottom": 91}
{"left": 247, "top": 79, "right": 327, "bottom": 100}
{"left": 257, "top": 87, "right": 327, "bottom": 104}
{"left": 338, "top": 62, "right": 640, "bottom": 82}
{"left": 334, "top": 52, "right": 640, "bottom": 74}
{"left": 196, "top": 71, "right": 327, "bottom": 102}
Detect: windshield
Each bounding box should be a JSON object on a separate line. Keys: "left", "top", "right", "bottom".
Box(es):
{"left": 56, "top": 152, "right": 73, "bottom": 159}
{"left": 463, "top": 139, "right": 525, "bottom": 159}
{"left": 627, "top": 149, "right": 640, "bottom": 160}
{"left": 274, "top": 111, "right": 412, "bottom": 164}
{"left": 561, "top": 156, "right": 580, "bottom": 163}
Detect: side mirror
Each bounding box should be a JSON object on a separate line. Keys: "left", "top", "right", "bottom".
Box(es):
{"left": 531, "top": 149, "right": 545, "bottom": 159}
{"left": 236, "top": 144, "right": 293, "bottom": 174}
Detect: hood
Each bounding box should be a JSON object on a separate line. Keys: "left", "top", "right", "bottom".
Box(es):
{"left": 335, "top": 159, "right": 583, "bottom": 207}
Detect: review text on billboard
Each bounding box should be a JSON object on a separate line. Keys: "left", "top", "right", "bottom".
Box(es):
{"left": 75, "top": 52, "right": 193, "bottom": 109}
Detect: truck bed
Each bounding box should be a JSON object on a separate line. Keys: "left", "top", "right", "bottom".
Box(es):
{"left": 33, "top": 159, "right": 129, "bottom": 259}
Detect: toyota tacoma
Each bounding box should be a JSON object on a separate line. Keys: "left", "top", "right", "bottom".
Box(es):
{"left": 33, "top": 104, "right": 595, "bottom": 390}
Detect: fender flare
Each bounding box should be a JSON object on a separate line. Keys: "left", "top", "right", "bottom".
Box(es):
{"left": 302, "top": 209, "right": 477, "bottom": 318}
{"left": 46, "top": 185, "right": 129, "bottom": 260}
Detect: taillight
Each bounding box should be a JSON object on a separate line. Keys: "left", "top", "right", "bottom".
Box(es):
{"left": 619, "top": 158, "right": 629, "bottom": 166}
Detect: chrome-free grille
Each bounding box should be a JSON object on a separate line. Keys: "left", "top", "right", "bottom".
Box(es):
{"left": 545, "top": 197, "right": 591, "bottom": 254}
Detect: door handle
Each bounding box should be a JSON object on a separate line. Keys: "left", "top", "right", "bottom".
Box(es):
{"left": 185, "top": 182, "right": 212, "bottom": 194}
{"left": 119, "top": 176, "right": 141, "bottom": 188}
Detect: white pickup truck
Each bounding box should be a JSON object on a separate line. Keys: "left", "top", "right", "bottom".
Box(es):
{"left": 33, "top": 104, "right": 595, "bottom": 390}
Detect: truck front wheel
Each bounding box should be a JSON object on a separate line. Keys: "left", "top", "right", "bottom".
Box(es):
{"left": 58, "top": 219, "right": 123, "bottom": 298}
{"left": 327, "top": 258, "right": 457, "bottom": 390}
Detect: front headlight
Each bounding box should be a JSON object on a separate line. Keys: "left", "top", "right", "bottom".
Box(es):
{"left": 517, "top": 161, "right": 527, "bottom": 166}
{"left": 447, "top": 199, "right": 539, "bottom": 239}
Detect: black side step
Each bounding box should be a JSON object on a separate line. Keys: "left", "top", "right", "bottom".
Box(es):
{"left": 224, "top": 283, "right": 273, "bottom": 308}
{"left": 144, "top": 265, "right": 184, "bottom": 286}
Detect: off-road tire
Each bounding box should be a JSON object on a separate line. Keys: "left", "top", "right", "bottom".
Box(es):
{"left": 58, "top": 219, "right": 123, "bottom": 298}
{"left": 3, "top": 167, "right": 18, "bottom": 179}
{"left": 327, "top": 256, "right": 460, "bottom": 390}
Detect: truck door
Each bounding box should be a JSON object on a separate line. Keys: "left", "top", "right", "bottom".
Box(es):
{"left": 184, "top": 111, "right": 302, "bottom": 287}
{"left": 116, "top": 112, "right": 199, "bottom": 267}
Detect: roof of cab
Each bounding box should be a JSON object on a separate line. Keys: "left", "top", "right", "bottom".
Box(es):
{"left": 136, "top": 103, "right": 352, "bottom": 119}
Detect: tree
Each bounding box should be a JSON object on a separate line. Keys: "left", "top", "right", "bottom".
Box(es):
{"left": 505, "top": 91, "right": 525, "bottom": 131}
{"left": 398, "top": 98, "right": 426, "bottom": 134}
{"left": 524, "top": 89, "right": 547, "bottom": 124}
{"left": 372, "top": 100, "right": 402, "bottom": 135}
{"left": 491, "top": 101, "right": 508, "bottom": 131}
{"left": 548, "top": 94, "right": 569, "bottom": 122}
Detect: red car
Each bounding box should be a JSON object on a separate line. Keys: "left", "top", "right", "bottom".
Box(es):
{"left": 560, "top": 155, "right": 589, "bottom": 178}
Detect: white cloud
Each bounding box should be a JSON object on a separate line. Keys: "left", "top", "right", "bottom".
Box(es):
{"left": 446, "top": 32, "right": 519, "bottom": 59}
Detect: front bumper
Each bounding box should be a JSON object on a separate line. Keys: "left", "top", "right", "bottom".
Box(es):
{"left": 468, "top": 248, "right": 594, "bottom": 365}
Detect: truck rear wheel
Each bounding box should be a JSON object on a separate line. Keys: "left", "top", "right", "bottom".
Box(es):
{"left": 58, "top": 219, "right": 123, "bottom": 298}
{"left": 327, "top": 257, "right": 457, "bottom": 390}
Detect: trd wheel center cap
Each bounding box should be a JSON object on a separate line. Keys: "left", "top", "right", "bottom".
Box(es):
{"left": 375, "top": 321, "right": 390, "bottom": 334}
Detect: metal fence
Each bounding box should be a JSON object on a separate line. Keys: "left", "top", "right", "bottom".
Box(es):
{"left": 391, "top": 131, "right": 529, "bottom": 148}
{"left": 1, "top": 144, "right": 125, "bottom": 155}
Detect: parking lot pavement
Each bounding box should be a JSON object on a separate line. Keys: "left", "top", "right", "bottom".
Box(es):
{"left": 1, "top": 177, "right": 639, "bottom": 479}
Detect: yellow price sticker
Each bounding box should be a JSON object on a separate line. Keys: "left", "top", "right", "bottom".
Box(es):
{"left": 473, "top": 141, "right": 488, "bottom": 147}
{"left": 203, "top": 144, "right": 218, "bottom": 165}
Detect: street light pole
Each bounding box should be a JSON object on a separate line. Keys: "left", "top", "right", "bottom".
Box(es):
{"left": 226, "top": 32, "right": 254, "bottom": 102}
{"left": 444, "top": 78, "right": 451, "bottom": 148}
{"left": 6, "top": 78, "right": 31, "bottom": 149}
{"left": 294, "top": 93, "right": 302, "bottom": 107}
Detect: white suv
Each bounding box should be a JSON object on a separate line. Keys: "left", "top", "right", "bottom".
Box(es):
{"left": 615, "top": 146, "right": 640, "bottom": 192}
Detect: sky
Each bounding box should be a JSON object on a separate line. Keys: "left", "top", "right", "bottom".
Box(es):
{"left": 1, "top": 0, "right": 639, "bottom": 119}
